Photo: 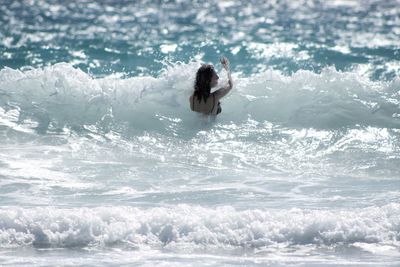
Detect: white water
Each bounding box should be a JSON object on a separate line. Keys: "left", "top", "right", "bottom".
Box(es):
{"left": 0, "top": 63, "right": 400, "bottom": 266}
{"left": 1, "top": 63, "right": 400, "bottom": 132}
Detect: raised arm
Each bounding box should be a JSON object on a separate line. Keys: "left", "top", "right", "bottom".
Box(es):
{"left": 214, "top": 56, "right": 233, "bottom": 100}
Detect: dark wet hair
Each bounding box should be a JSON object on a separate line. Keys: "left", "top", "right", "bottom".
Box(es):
{"left": 194, "top": 64, "right": 214, "bottom": 103}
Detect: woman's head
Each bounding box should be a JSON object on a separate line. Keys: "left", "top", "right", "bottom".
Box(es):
{"left": 194, "top": 64, "right": 219, "bottom": 102}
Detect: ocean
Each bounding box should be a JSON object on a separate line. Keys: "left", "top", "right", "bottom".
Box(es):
{"left": 0, "top": 0, "right": 400, "bottom": 266}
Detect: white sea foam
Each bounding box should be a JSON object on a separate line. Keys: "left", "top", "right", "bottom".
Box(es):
{"left": 0, "top": 63, "right": 399, "bottom": 134}
{"left": 0, "top": 204, "right": 398, "bottom": 250}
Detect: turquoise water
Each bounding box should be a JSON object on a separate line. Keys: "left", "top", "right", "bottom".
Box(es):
{"left": 0, "top": 0, "right": 400, "bottom": 266}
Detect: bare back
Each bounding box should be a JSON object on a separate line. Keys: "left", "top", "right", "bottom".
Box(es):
{"left": 189, "top": 93, "right": 220, "bottom": 115}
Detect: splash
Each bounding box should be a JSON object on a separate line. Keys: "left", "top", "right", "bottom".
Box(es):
{"left": 0, "top": 204, "right": 398, "bottom": 251}
{"left": 0, "top": 63, "right": 399, "bottom": 136}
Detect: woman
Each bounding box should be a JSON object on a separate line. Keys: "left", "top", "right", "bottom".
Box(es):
{"left": 189, "top": 56, "right": 233, "bottom": 115}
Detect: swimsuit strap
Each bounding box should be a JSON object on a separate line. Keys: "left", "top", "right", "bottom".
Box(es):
{"left": 211, "top": 93, "right": 216, "bottom": 114}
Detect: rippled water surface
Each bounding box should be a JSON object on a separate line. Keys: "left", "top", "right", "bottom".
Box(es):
{"left": 0, "top": 0, "right": 400, "bottom": 266}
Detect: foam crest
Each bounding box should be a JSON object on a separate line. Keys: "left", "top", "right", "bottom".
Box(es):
{"left": 228, "top": 68, "right": 400, "bottom": 128}
{"left": 0, "top": 204, "right": 398, "bottom": 250}
{"left": 0, "top": 63, "right": 399, "bottom": 135}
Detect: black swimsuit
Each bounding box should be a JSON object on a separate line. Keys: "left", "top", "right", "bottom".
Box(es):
{"left": 213, "top": 94, "right": 222, "bottom": 115}
{"left": 216, "top": 100, "right": 222, "bottom": 114}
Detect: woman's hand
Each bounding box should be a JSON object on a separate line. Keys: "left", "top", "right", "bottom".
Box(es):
{"left": 220, "top": 56, "right": 230, "bottom": 70}
{"left": 214, "top": 57, "right": 233, "bottom": 99}
{"left": 219, "top": 56, "right": 232, "bottom": 90}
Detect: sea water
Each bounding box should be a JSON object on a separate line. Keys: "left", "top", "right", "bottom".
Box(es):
{"left": 0, "top": 0, "right": 399, "bottom": 266}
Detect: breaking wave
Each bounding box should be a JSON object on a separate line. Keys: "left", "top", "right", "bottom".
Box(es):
{"left": 0, "top": 63, "right": 399, "bottom": 136}
{"left": 0, "top": 204, "right": 399, "bottom": 250}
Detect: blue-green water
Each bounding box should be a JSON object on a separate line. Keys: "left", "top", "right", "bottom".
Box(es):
{"left": 2, "top": 0, "right": 399, "bottom": 78}
{"left": 0, "top": 1, "right": 400, "bottom": 266}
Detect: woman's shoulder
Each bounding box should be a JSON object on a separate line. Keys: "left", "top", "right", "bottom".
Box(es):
{"left": 189, "top": 94, "right": 197, "bottom": 103}
{"left": 189, "top": 94, "right": 194, "bottom": 110}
